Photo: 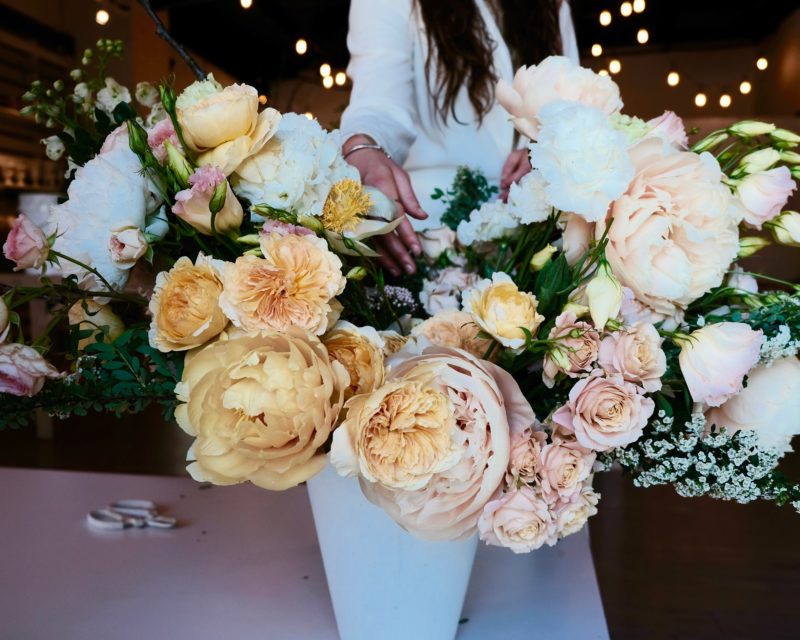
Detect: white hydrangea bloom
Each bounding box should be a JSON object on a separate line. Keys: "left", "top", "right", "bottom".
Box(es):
{"left": 456, "top": 199, "right": 517, "bottom": 246}
{"left": 507, "top": 169, "right": 550, "bottom": 224}
{"left": 530, "top": 100, "right": 634, "bottom": 222}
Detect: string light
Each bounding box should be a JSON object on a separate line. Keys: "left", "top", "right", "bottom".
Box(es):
{"left": 598, "top": 69, "right": 609, "bottom": 76}
{"left": 600, "top": 10, "right": 612, "bottom": 26}
{"left": 609, "top": 59, "right": 621, "bottom": 74}
{"left": 719, "top": 94, "right": 732, "bottom": 109}
{"left": 322, "top": 75, "right": 334, "bottom": 89}
{"left": 620, "top": 2, "right": 632, "bottom": 17}
{"left": 591, "top": 44, "right": 603, "bottom": 57}
{"left": 632, "top": 0, "right": 645, "bottom": 13}
{"left": 667, "top": 71, "right": 680, "bottom": 87}
{"left": 739, "top": 80, "right": 752, "bottom": 95}
{"left": 95, "top": 9, "right": 109, "bottom": 25}
{"left": 240, "top": 0, "right": 252, "bottom": 8}
{"left": 637, "top": 28, "right": 649, "bottom": 44}
{"left": 334, "top": 72, "right": 347, "bottom": 86}
{"left": 320, "top": 63, "right": 331, "bottom": 78}
{"left": 258, "top": 94, "right": 268, "bottom": 105}
{"left": 756, "top": 57, "right": 768, "bottom": 71}
{"left": 694, "top": 92, "right": 707, "bottom": 107}
{"left": 295, "top": 39, "right": 307, "bottom": 55}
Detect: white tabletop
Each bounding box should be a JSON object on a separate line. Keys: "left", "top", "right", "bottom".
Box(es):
{"left": 0, "top": 468, "right": 608, "bottom": 640}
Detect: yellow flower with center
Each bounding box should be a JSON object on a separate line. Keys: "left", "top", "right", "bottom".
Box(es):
{"left": 322, "top": 178, "right": 373, "bottom": 234}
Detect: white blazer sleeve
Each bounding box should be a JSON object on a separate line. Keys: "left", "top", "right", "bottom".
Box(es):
{"left": 340, "top": 0, "right": 418, "bottom": 164}
{"left": 559, "top": 1, "right": 580, "bottom": 64}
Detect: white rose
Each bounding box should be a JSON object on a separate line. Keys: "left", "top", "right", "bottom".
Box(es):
{"left": 420, "top": 267, "right": 479, "bottom": 316}
{"left": 418, "top": 226, "right": 456, "bottom": 260}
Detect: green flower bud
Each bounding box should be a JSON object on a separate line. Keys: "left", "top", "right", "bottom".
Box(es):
{"left": 346, "top": 266, "right": 368, "bottom": 281}
{"left": 738, "top": 148, "right": 780, "bottom": 174}
{"left": 126, "top": 120, "right": 150, "bottom": 158}
{"left": 53, "top": 80, "right": 64, "bottom": 91}
{"left": 692, "top": 130, "right": 728, "bottom": 153}
{"left": 766, "top": 211, "right": 800, "bottom": 247}
{"left": 771, "top": 128, "right": 800, "bottom": 145}
{"left": 737, "top": 236, "right": 770, "bottom": 258}
{"left": 729, "top": 121, "right": 776, "bottom": 137}
{"left": 779, "top": 150, "right": 800, "bottom": 164}
{"left": 164, "top": 140, "right": 192, "bottom": 187}
{"left": 529, "top": 244, "right": 557, "bottom": 271}
{"left": 297, "top": 214, "right": 325, "bottom": 234}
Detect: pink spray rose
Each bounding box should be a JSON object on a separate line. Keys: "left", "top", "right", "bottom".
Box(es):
{"left": 552, "top": 370, "right": 655, "bottom": 452}
{"left": 3, "top": 215, "right": 49, "bottom": 271}
{"left": 598, "top": 322, "right": 666, "bottom": 392}
{"left": 478, "top": 487, "right": 556, "bottom": 553}
{"left": 506, "top": 427, "right": 547, "bottom": 486}
{"left": 735, "top": 166, "right": 796, "bottom": 229}
{"left": 0, "top": 343, "right": 61, "bottom": 396}
{"left": 539, "top": 438, "right": 596, "bottom": 503}
{"left": 542, "top": 312, "right": 600, "bottom": 388}
{"left": 678, "top": 322, "right": 762, "bottom": 407}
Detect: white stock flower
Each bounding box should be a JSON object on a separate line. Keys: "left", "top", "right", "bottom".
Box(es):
{"left": 456, "top": 199, "right": 517, "bottom": 246}
{"left": 41, "top": 136, "right": 65, "bottom": 161}
{"left": 530, "top": 101, "right": 634, "bottom": 222}
{"left": 95, "top": 77, "right": 131, "bottom": 115}
{"left": 507, "top": 170, "right": 550, "bottom": 224}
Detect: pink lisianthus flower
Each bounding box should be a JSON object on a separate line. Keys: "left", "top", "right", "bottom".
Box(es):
{"left": 147, "top": 118, "right": 180, "bottom": 164}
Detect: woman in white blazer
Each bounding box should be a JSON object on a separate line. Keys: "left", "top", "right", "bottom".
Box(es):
{"left": 340, "top": 0, "right": 579, "bottom": 276}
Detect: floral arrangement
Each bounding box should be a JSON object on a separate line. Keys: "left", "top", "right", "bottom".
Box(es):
{"left": 2, "top": 47, "right": 800, "bottom": 554}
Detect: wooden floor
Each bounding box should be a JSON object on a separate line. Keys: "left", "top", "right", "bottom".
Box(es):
{"left": 1, "top": 410, "right": 799, "bottom": 639}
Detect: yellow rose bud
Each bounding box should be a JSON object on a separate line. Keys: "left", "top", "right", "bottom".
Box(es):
{"left": 529, "top": 244, "right": 558, "bottom": 271}
{"left": 585, "top": 262, "right": 622, "bottom": 330}
{"left": 737, "top": 236, "right": 771, "bottom": 258}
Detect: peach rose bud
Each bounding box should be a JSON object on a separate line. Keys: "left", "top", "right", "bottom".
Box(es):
{"left": 677, "top": 322, "right": 762, "bottom": 407}
{"left": 3, "top": 215, "right": 49, "bottom": 271}
{"left": 109, "top": 227, "right": 148, "bottom": 269}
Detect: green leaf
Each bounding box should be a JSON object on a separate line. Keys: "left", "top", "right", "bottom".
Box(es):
{"left": 534, "top": 252, "right": 571, "bottom": 317}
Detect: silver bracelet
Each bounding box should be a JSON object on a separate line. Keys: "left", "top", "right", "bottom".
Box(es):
{"left": 343, "top": 143, "right": 391, "bottom": 160}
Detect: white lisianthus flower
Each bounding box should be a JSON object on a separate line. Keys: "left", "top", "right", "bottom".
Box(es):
{"left": 531, "top": 101, "right": 634, "bottom": 222}
{"left": 507, "top": 169, "right": 550, "bottom": 224}
{"left": 233, "top": 113, "right": 358, "bottom": 216}
{"left": 456, "top": 199, "right": 517, "bottom": 246}
{"left": 95, "top": 77, "right": 131, "bottom": 115}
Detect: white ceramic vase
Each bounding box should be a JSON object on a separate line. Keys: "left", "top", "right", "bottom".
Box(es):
{"left": 306, "top": 462, "right": 478, "bottom": 640}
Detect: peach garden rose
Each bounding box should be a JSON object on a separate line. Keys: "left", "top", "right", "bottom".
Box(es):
{"left": 410, "top": 309, "right": 492, "bottom": 359}
{"left": 322, "top": 321, "right": 385, "bottom": 401}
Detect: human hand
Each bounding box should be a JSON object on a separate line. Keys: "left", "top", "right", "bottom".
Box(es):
{"left": 344, "top": 135, "right": 427, "bottom": 276}
{"left": 500, "top": 148, "right": 532, "bottom": 201}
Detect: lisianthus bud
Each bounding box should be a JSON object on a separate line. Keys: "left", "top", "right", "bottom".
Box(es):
{"left": 767, "top": 211, "right": 800, "bottom": 247}
{"left": 729, "top": 121, "right": 776, "bottom": 137}
{"left": 164, "top": 140, "right": 193, "bottom": 187}
{"left": 737, "top": 236, "right": 771, "bottom": 258}
{"left": 561, "top": 301, "right": 590, "bottom": 317}
{"left": 297, "top": 214, "right": 325, "bottom": 234}
{"left": 739, "top": 148, "right": 780, "bottom": 174}
{"left": 585, "top": 262, "right": 622, "bottom": 330}
{"left": 125, "top": 120, "right": 149, "bottom": 157}
{"left": 236, "top": 234, "right": 261, "bottom": 245}
{"left": 779, "top": 150, "right": 800, "bottom": 164}
{"left": 346, "top": 266, "right": 368, "bottom": 281}
{"left": 793, "top": 166, "right": 800, "bottom": 180}
{"left": 529, "top": 244, "right": 557, "bottom": 271}
{"left": 771, "top": 128, "right": 800, "bottom": 145}
{"left": 692, "top": 130, "right": 728, "bottom": 152}
{"left": 0, "top": 298, "right": 10, "bottom": 343}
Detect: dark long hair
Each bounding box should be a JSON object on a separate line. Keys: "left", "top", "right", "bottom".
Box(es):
{"left": 415, "top": 0, "right": 564, "bottom": 123}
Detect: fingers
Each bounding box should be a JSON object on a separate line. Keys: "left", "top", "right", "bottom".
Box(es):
{"left": 394, "top": 215, "right": 421, "bottom": 257}
{"left": 500, "top": 151, "right": 522, "bottom": 190}
{"left": 377, "top": 231, "right": 416, "bottom": 276}
{"left": 391, "top": 166, "right": 428, "bottom": 220}
{"left": 508, "top": 163, "right": 532, "bottom": 187}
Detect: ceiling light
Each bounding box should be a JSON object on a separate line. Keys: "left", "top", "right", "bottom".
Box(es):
{"left": 637, "top": 28, "right": 649, "bottom": 44}
{"left": 600, "top": 10, "right": 612, "bottom": 26}
{"left": 694, "top": 92, "right": 707, "bottom": 108}
{"left": 598, "top": 69, "right": 609, "bottom": 76}
{"left": 258, "top": 94, "right": 268, "bottom": 105}
{"left": 667, "top": 71, "right": 680, "bottom": 87}
{"left": 304, "top": 112, "right": 313, "bottom": 120}
{"left": 591, "top": 44, "right": 603, "bottom": 57}
{"left": 95, "top": 9, "right": 109, "bottom": 25}
{"left": 739, "top": 80, "right": 752, "bottom": 95}
{"left": 334, "top": 72, "right": 346, "bottom": 86}
{"left": 620, "top": 2, "right": 632, "bottom": 17}
{"left": 756, "top": 57, "right": 768, "bottom": 71}
{"left": 632, "top": 0, "right": 645, "bottom": 13}
{"left": 295, "top": 39, "right": 307, "bottom": 55}
{"left": 609, "top": 59, "right": 621, "bottom": 74}
{"left": 322, "top": 75, "right": 334, "bottom": 89}
{"left": 719, "top": 94, "right": 732, "bottom": 109}
{"left": 240, "top": 0, "right": 253, "bottom": 8}
{"left": 320, "top": 63, "right": 331, "bottom": 77}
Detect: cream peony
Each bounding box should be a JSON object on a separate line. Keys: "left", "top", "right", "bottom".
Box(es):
{"left": 148, "top": 255, "right": 228, "bottom": 352}
{"left": 542, "top": 312, "right": 600, "bottom": 388}
{"left": 552, "top": 370, "right": 654, "bottom": 451}
{"left": 598, "top": 137, "right": 742, "bottom": 318}
{"left": 322, "top": 321, "right": 385, "bottom": 401}
{"left": 68, "top": 300, "right": 124, "bottom": 350}
{"left": 0, "top": 343, "right": 61, "bottom": 397}
{"left": 176, "top": 76, "right": 281, "bottom": 175}
{"left": 411, "top": 309, "right": 492, "bottom": 359}
{"left": 219, "top": 232, "right": 345, "bottom": 335}
{"left": 539, "top": 438, "right": 596, "bottom": 503}
{"left": 175, "top": 327, "right": 348, "bottom": 490}
{"left": 478, "top": 487, "right": 556, "bottom": 553}
{"left": 706, "top": 356, "right": 800, "bottom": 455}
{"left": 735, "top": 166, "right": 796, "bottom": 229}
{"left": 496, "top": 55, "right": 623, "bottom": 140}
{"left": 463, "top": 272, "right": 544, "bottom": 350}
{"left": 678, "top": 322, "right": 763, "bottom": 407}
{"left": 332, "top": 346, "right": 533, "bottom": 540}
{"left": 531, "top": 101, "right": 634, "bottom": 222}
{"left": 598, "top": 323, "right": 666, "bottom": 392}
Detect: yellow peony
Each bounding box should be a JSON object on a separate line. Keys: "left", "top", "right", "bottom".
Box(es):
{"left": 175, "top": 327, "right": 349, "bottom": 490}
{"left": 411, "top": 309, "right": 492, "bottom": 359}
{"left": 176, "top": 76, "right": 281, "bottom": 175}
{"left": 219, "top": 232, "right": 346, "bottom": 335}
{"left": 148, "top": 255, "right": 228, "bottom": 352}
{"left": 322, "top": 321, "right": 385, "bottom": 401}
{"left": 463, "top": 272, "right": 544, "bottom": 351}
